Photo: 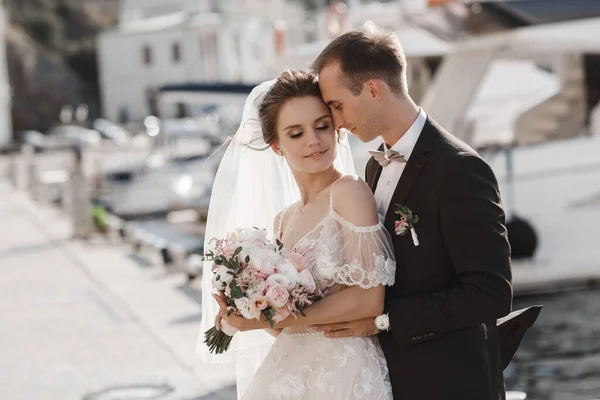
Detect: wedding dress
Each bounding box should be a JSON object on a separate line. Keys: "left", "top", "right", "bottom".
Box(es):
{"left": 197, "top": 79, "right": 361, "bottom": 399}
{"left": 241, "top": 183, "right": 395, "bottom": 400}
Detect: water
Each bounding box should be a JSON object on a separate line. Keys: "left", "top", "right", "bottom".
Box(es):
{"left": 504, "top": 289, "right": 600, "bottom": 400}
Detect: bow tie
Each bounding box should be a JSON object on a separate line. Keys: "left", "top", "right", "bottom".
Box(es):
{"left": 369, "top": 149, "right": 406, "bottom": 167}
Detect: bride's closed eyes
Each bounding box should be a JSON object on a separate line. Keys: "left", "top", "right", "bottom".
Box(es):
{"left": 290, "top": 124, "right": 331, "bottom": 139}
{"left": 287, "top": 116, "right": 333, "bottom": 139}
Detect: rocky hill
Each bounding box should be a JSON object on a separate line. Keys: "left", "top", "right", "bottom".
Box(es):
{"left": 4, "top": 0, "right": 119, "bottom": 136}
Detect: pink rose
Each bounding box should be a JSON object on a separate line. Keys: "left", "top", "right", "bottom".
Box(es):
{"left": 288, "top": 252, "right": 309, "bottom": 272}
{"left": 395, "top": 220, "right": 409, "bottom": 235}
{"left": 273, "top": 307, "right": 290, "bottom": 323}
{"left": 265, "top": 284, "right": 290, "bottom": 309}
{"left": 250, "top": 295, "right": 268, "bottom": 312}
{"left": 243, "top": 266, "right": 266, "bottom": 281}
{"left": 221, "top": 240, "right": 238, "bottom": 259}
{"left": 225, "top": 230, "right": 239, "bottom": 242}
{"left": 298, "top": 269, "right": 317, "bottom": 293}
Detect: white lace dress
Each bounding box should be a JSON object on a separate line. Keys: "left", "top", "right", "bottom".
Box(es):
{"left": 241, "top": 203, "right": 396, "bottom": 400}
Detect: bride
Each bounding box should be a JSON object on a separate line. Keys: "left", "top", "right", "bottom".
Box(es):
{"left": 198, "top": 70, "right": 395, "bottom": 399}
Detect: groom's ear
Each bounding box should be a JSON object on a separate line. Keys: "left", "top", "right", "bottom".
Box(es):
{"left": 366, "top": 80, "right": 383, "bottom": 100}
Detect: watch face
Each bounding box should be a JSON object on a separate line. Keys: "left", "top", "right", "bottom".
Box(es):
{"left": 375, "top": 315, "right": 389, "bottom": 330}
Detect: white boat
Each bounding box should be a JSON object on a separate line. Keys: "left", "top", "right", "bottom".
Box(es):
{"left": 420, "top": 17, "right": 600, "bottom": 296}
{"left": 0, "top": 2, "right": 11, "bottom": 148}
{"left": 97, "top": 141, "right": 218, "bottom": 219}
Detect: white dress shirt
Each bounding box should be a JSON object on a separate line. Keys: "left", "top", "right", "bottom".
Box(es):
{"left": 374, "top": 108, "right": 427, "bottom": 217}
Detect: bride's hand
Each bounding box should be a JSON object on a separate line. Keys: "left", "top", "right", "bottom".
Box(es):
{"left": 213, "top": 293, "right": 269, "bottom": 331}
{"left": 221, "top": 311, "right": 269, "bottom": 332}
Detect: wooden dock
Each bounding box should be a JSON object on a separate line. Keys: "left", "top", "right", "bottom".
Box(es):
{"left": 513, "top": 258, "right": 600, "bottom": 296}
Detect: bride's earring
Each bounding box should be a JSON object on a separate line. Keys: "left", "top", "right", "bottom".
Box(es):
{"left": 278, "top": 151, "right": 283, "bottom": 156}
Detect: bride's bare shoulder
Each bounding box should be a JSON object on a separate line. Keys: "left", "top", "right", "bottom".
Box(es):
{"left": 331, "top": 175, "right": 378, "bottom": 226}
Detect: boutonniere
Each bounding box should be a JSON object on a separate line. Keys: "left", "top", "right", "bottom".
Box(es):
{"left": 394, "top": 205, "right": 420, "bottom": 246}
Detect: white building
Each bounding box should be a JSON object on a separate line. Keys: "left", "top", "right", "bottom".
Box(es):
{"left": 0, "top": 0, "right": 12, "bottom": 147}
{"left": 97, "top": 0, "right": 306, "bottom": 123}
{"left": 278, "top": 1, "right": 451, "bottom": 104}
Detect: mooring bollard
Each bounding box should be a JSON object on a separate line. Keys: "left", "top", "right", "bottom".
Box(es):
{"left": 67, "top": 145, "right": 93, "bottom": 239}
{"left": 20, "top": 143, "right": 36, "bottom": 195}
{"left": 7, "top": 152, "right": 17, "bottom": 188}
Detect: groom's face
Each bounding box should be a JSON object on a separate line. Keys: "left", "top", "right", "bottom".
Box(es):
{"left": 318, "top": 62, "right": 378, "bottom": 143}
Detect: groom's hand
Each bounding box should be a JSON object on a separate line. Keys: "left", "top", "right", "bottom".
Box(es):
{"left": 312, "top": 317, "right": 379, "bottom": 338}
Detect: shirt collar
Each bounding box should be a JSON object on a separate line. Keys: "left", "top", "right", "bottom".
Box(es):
{"left": 383, "top": 108, "right": 427, "bottom": 161}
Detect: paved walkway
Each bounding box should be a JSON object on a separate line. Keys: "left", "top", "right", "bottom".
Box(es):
{"left": 0, "top": 179, "right": 236, "bottom": 400}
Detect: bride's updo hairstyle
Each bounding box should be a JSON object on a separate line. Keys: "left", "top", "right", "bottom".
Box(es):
{"left": 258, "top": 70, "right": 323, "bottom": 146}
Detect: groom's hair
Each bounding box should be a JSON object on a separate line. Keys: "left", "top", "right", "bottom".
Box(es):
{"left": 312, "top": 25, "right": 407, "bottom": 97}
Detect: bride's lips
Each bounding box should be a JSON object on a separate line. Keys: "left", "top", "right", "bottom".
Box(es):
{"left": 304, "top": 149, "right": 329, "bottom": 159}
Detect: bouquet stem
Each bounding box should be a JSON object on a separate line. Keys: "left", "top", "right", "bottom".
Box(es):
{"left": 204, "top": 326, "right": 233, "bottom": 354}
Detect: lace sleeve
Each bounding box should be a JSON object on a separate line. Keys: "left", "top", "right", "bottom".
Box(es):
{"left": 331, "top": 212, "right": 396, "bottom": 289}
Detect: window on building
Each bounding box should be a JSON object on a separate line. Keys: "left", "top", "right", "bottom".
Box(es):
{"left": 198, "top": 36, "right": 206, "bottom": 80}
{"left": 118, "top": 105, "right": 130, "bottom": 125}
{"left": 172, "top": 42, "right": 181, "bottom": 63}
{"left": 142, "top": 45, "right": 152, "bottom": 66}
{"left": 204, "top": 30, "right": 218, "bottom": 81}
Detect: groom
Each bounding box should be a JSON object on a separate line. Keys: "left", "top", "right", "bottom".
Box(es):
{"left": 311, "top": 27, "right": 513, "bottom": 399}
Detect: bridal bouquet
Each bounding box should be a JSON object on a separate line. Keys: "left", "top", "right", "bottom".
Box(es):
{"left": 203, "top": 227, "right": 321, "bottom": 354}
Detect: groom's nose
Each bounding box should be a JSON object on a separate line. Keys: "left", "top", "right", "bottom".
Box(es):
{"left": 333, "top": 114, "right": 345, "bottom": 130}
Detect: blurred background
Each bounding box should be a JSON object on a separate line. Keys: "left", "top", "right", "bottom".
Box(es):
{"left": 0, "top": 0, "right": 599, "bottom": 399}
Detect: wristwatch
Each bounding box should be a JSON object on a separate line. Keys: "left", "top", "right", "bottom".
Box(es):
{"left": 374, "top": 313, "right": 390, "bottom": 331}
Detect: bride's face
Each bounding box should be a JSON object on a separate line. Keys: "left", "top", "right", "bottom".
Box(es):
{"left": 273, "top": 96, "right": 337, "bottom": 174}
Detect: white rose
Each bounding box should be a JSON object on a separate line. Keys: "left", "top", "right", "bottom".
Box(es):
{"left": 236, "top": 228, "right": 268, "bottom": 244}
{"left": 238, "top": 233, "right": 271, "bottom": 263}
{"left": 267, "top": 273, "right": 290, "bottom": 288}
{"left": 251, "top": 253, "right": 278, "bottom": 276}
{"left": 298, "top": 269, "right": 317, "bottom": 293}
{"left": 211, "top": 265, "right": 233, "bottom": 291}
{"left": 278, "top": 260, "right": 300, "bottom": 287}
{"left": 234, "top": 297, "right": 260, "bottom": 320}
{"left": 211, "top": 274, "right": 226, "bottom": 291}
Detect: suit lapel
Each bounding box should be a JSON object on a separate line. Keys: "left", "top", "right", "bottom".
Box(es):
{"left": 383, "top": 118, "right": 438, "bottom": 232}
{"left": 369, "top": 143, "right": 384, "bottom": 193}
{"left": 371, "top": 165, "right": 383, "bottom": 193}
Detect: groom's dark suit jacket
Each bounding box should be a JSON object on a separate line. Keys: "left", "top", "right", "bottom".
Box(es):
{"left": 366, "top": 117, "right": 513, "bottom": 400}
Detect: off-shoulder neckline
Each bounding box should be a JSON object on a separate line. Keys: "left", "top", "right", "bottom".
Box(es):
{"left": 279, "top": 209, "right": 385, "bottom": 251}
